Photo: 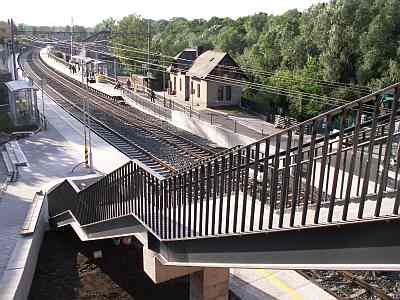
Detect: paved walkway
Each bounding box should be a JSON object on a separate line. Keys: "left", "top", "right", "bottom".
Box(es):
{"left": 154, "top": 90, "right": 282, "bottom": 140}
{"left": 231, "top": 269, "right": 336, "bottom": 300}
{"left": 41, "top": 49, "right": 122, "bottom": 98}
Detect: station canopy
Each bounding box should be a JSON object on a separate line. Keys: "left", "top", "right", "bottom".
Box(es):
{"left": 71, "top": 55, "right": 105, "bottom": 65}
{"left": 5, "top": 80, "right": 33, "bottom": 92}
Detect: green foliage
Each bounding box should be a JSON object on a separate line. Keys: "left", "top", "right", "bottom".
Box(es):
{"left": 94, "top": 0, "right": 400, "bottom": 120}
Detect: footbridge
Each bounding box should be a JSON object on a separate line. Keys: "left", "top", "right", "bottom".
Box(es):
{"left": 48, "top": 82, "right": 400, "bottom": 271}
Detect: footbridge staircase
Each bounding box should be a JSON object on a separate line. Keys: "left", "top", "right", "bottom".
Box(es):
{"left": 47, "top": 83, "right": 400, "bottom": 270}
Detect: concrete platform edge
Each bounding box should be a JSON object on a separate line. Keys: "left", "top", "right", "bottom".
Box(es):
{"left": 0, "top": 198, "right": 48, "bottom": 300}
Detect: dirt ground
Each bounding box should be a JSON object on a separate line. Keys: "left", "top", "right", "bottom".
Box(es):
{"left": 29, "top": 228, "right": 189, "bottom": 300}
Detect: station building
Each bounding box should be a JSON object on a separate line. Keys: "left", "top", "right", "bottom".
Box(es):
{"left": 168, "top": 49, "right": 245, "bottom": 108}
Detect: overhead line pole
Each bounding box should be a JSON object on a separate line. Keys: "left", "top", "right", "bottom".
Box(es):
{"left": 9, "top": 18, "right": 17, "bottom": 80}
{"left": 147, "top": 19, "right": 150, "bottom": 77}
{"left": 70, "top": 17, "right": 73, "bottom": 62}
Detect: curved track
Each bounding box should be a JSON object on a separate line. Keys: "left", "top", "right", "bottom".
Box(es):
{"left": 21, "top": 49, "right": 218, "bottom": 175}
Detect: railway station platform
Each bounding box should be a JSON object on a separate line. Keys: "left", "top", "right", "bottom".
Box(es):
{"left": 39, "top": 49, "right": 274, "bottom": 146}
{"left": 0, "top": 59, "right": 129, "bottom": 299}
{"left": 154, "top": 90, "right": 282, "bottom": 138}
{"left": 40, "top": 49, "right": 122, "bottom": 98}
{"left": 20, "top": 50, "right": 340, "bottom": 300}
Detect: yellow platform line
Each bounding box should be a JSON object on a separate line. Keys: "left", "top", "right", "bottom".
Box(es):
{"left": 257, "top": 269, "right": 305, "bottom": 300}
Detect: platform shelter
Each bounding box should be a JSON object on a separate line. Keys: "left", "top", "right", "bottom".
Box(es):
{"left": 5, "top": 80, "right": 39, "bottom": 127}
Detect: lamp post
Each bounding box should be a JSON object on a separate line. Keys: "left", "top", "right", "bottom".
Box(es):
{"left": 70, "top": 17, "right": 73, "bottom": 63}
{"left": 86, "top": 66, "right": 93, "bottom": 170}
{"left": 41, "top": 78, "right": 47, "bottom": 129}
{"left": 81, "top": 58, "right": 94, "bottom": 169}
{"left": 8, "top": 18, "right": 17, "bottom": 80}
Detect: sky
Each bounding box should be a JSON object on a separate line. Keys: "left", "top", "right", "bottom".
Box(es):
{"left": 1, "top": 0, "right": 324, "bottom": 27}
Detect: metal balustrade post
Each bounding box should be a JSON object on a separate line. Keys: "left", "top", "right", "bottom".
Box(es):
{"left": 233, "top": 149, "right": 241, "bottom": 233}
{"left": 259, "top": 139, "right": 270, "bottom": 230}
{"left": 151, "top": 176, "right": 156, "bottom": 232}
{"left": 250, "top": 143, "right": 260, "bottom": 231}
{"left": 302, "top": 121, "right": 317, "bottom": 225}
{"left": 199, "top": 165, "right": 205, "bottom": 236}
{"left": 163, "top": 179, "right": 168, "bottom": 239}
{"left": 218, "top": 156, "right": 226, "bottom": 234}
{"left": 241, "top": 147, "right": 251, "bottom": 232}
{"left": 193, "top": 170, "right": 199, "bottom": 237}
{"left": 172, "top": 176, "right": 177, "bottom": 238}
{"left": 177, "top": 174, "right": 182, "bottom": 238}
{"left": 182, "top": 172, "right": 187, "bottom": 238}
{"left": 357, "top": 131, "right": 366, "bottom": 196}
{"left": 188, "top": 170, "right": 193, "bottom": 237}
{"left": 154, "top": 178, "right": 160, "bottom": 235}
{"left": 269, "top": 135, "right": 281, "bottom": 229}
{"left": 168, "top": 177, "right": 173, "bottom": 239}
{"left": 359, "top": 97, "right": 380, "bottom": 218}
{"left": 212, "top": 161, "right": 219, "bottom": 235}
{"left": 314, "top": 114, "right": 332, "bottom": 224}
{"left": 279, "top": 131, "right": 292, "bottom": 228}
{"left": 328, "top": 111, "right": 346, "bottom": 222}
{"left": 290, "top": 125, "right": 304, "bottom": 227}
{"left": 226, "top": 152, "right": 234, "bottom": 233}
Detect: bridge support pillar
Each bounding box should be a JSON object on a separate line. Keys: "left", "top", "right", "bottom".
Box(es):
{"left": 190, "top": 268, "right": 229, "bottom": 300}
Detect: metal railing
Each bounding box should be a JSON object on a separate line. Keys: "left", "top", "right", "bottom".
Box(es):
{"left": 120, "top": 86, "right": 271, "bottom": 139}
{"left": 48, "top": 83, "right": 400, "bottom": 241}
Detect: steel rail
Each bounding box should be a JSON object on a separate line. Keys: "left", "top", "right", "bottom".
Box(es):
{"left": 22, "top": 51, "right": 176, "bottom": 176}
{"left": 41, "top": 51, "right": 216, "bottom": 161}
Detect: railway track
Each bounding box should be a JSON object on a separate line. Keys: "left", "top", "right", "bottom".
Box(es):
{"left": 21, "top": 49, "right": 217, "bottom": 174}
{"left": 21, "top": 52, "right": 175, "bottom": 176}
{"left": 298, "top": 270, "right": 396, "bottom": 300}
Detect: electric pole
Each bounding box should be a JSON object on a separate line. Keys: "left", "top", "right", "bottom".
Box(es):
{"left": 41, "top": 78, "right": 47, "bottom": 129}
{"left": 70, "top": 17, "right": 73, "bottom": 62}
{"left": 81, "top": 60, "right": 89, "bottom": 168}
{"left": 9, "top": 18, "right": 17, "bottom": 80}
{"left": 147, "top": 19, "right": 151, "bottom": 77}
{"left": 162, "top": 53, "right": 166, "bottom": 104}
{"left": 86, "top": 65, "right": 93, "bottom": 169}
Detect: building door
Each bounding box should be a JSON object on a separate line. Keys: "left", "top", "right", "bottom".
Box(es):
{"left": 185, "top": 76, "right": 190, "bottom": 101}
{"left": 173, "top": 77, "right": 177, "bottom": 93}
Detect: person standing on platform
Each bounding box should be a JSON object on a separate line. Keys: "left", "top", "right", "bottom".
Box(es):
{"left": 114, "top": 80, "right": 121, "bottom": 89}
{"left": 126, "top": 78, "right": 131, "bottom": 90}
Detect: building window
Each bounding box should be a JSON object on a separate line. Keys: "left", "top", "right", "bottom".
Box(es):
{"left": 173, "top": 77, "right": 176, "bottom": 91}
{"left": 197, "top": 84, "right": 200, "bottom": 98}
{"left": 217, "top": 86, "right": 223, "bottom": 101}
{"left": 191, "top": 81, "right": 194, "bottom": 94}
{"left": 225, "top": 86, "right": 231, "bottom": 101}
{"left": 179, "top": 78, "right": 182, "bottom": 91}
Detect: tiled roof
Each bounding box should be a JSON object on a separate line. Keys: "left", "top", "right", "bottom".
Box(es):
{"left": 186, "top": 50, "right": 226, "bottom": 79}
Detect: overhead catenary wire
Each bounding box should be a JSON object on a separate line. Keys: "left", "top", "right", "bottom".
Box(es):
{"left": 33, "top": 38, "right": 372, "bottom": 109}
{"left": 82, "top": 47, "right": 364, "bottom": 108}
{"left": 25, "top": 37, "right": 375, "bottom": 110}
{"left": 103, "top": 40, "right": 372, "bottom": 93}
{"left": 81, "top": 45, "right": 358, "bottom": 106}
{"left": 45, "top": 36, "right": 371, "bottom": 93}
